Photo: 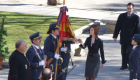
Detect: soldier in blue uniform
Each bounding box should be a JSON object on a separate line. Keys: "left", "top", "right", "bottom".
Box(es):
{"left": 129, "top": 34, "right": 140, "bottom": 80}
{"left": 59, "top": 39, "right": 75, "bottom": 80}
{"left": 26, "top": 32, "right": 45, "bottom": 80}
{"left": 44, "top": 23, "right": 61, "bottom": 80}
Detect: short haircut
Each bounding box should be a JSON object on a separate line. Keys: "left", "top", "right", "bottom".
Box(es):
{"left": 15, "top": 40, "right": 25, "bottom": 49}
{"left": 31, "top": 39, "right": 36, "bottom": 44}
{"left": 42, "top": 68, "right": 52, "bottom": 80}
{"left": 47, "top": 29, "right": 55, "bottom": 34}
{"left": 137, "top": 41, "right": 140, "bottom": 46}
{"left": 89, "top": 24, "right": 99, "bottom": 37}
{"left": 127, "top": 2, "right": 134, "bottom": 8}
{"left": 134, "top": 40, "right": 140, "bottom": 46}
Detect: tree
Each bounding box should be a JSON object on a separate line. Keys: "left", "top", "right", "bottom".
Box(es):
{"left": 0, "top": 15, "right": 9, "bottom": 60}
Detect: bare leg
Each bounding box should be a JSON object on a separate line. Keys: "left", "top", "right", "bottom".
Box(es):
{"left": 90, "top": 77, "right": 95, "bottom": 80}
{"left": 86, "top": 77, "right": 90, "bottom": 80}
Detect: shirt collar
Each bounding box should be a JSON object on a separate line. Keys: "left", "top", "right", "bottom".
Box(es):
{"left": 127, "top": 13, "right": 132, "bottom": 17}
{"left": 51, "top": 34, "right": 57, "bottom": 39}
{"left": 32, "top": 44, "right": 40, "bottom": 49}
{"left": 133, "top": 45, "right": 138, "bottom": 49}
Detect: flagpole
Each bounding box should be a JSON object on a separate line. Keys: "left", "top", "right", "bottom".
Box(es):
{"left": 54, "top": 0, "right": 65, "bottom": 80}
{"left": 54, "top": 39, "right": 60, "bottom": 80}
{"left": 63, "top": 0, "right": 65, "bottom": 5}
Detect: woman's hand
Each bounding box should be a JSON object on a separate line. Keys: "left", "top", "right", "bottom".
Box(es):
{"left": 79, "top": 39, "right": 83, "bottom": 45}
{"left": 101, "top": 64, "right": 105, "bottom": 68}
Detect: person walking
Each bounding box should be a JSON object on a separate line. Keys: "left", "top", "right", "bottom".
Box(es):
{"left": 113, "top": 2, "right": 139, "bottom": 70}
{"left": 79, "top": 24, "right": 106, "bottom": 80}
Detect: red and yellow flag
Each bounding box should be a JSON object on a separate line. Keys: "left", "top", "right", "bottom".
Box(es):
{"left": 56, "top": 6, "right": 77, "bottom": 45}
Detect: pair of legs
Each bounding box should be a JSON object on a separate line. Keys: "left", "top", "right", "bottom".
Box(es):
{"left": 121, "top": 45, "right": 132, "bottom": 69}
{"left": 86, "top": 77, "right": 95, "bottom": 80}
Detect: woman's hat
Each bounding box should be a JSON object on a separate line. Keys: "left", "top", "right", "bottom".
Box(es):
{"left": 132, "top": 34, "right": 140, "bottom": 42}
{"left": 47, "top": 23, "right": 59, "bottom": 34}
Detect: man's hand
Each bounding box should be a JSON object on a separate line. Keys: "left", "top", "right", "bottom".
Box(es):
{"left": 39, "top": 60, "right": 45, "bottom": 66}
{"left": 101, "top": 64, "right": 105, "bottom": 68}
{"left": 113, "top": 38, "right": 117, "bottom": 41}
{"left": 54, "top": 54, "right": 60, "bottom": 59}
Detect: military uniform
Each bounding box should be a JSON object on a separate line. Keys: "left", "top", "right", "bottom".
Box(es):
{"left": 8, "top": 50, "right": 30, "bottom": 80}
{"left": 26, "top": 32, "right": 44, "bottom": 80}
{"left": 129, "top": 34, "right": 140, "bottom": 80}
{"left": 44, "top": 23, "right": 61, "bottom": 80}
{"left": 59, "top": 40, "right": 75, "bottom": 80}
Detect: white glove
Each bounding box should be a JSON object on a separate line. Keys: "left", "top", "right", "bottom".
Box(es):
{"left": 61, "top": 48, "right": 67, "bottom": 52}
{"left": 54, "top": 54, "right": 60, "bottom": 59}
{"left": 76, "top": 37, "right": 80, "bottom": 40}
{"left": 39, "top": 60, "right": 45, "bottom": 66}
{"left": 133, "top": 79, "right": 137, "bottom": 80}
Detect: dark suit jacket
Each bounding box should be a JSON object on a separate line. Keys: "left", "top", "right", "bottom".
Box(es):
{"left": 129, "top": 46, "right": 140, "bottom": 80}
{"left": 26, "top": 45, "right": 44, "bottom": 80}
{"left": 8, "top": 50, "right": 30, "bottom": 80}
{"left": 113, "top": 12, "right": 139, "bottom": 46}
{"left": 80, "top": 36, "right": 106, "bottom": 64}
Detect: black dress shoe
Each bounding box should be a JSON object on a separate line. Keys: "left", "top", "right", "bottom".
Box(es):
{"left": 120, "top": 67, "right": 128, "bottom": 70}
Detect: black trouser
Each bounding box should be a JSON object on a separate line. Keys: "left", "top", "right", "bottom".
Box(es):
{"left": 121, "top": 45, "right": 132, "bottom": 68}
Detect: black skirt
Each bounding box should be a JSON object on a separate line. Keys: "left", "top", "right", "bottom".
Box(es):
{"left": 85, "top": 56, "right": 100, "bottom": 78}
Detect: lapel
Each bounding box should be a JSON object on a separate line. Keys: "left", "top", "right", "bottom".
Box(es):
{"left": 89, "top": 36, "right": 99, "bottom": 47}
{"left": 129, "top": 46, "right": 138, "bottom": 58}
{"left": 129, "top": 49, "right": 135, "bottom": 58}
{"left": 124, "top": 12, "right": 135, "bottom": 28}
{"left": 130, "top": 13, "right": 134, "bottom": 18}
{"left": 125, "top": 12, "right": 134, "bottom": 18}
{"left": 31, "top": 45, "right": 43, "bottom": 59}
{"left": 50, "top": 34, "right": 58, "bottom": 52}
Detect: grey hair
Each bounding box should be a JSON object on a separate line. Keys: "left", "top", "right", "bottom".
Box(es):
{"left": 15, "top": 40, "right": 25, "bottom": 49}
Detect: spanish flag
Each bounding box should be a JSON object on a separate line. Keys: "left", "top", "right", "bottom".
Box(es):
{"left": 56, "top": 6, "right": 77, "bottom": 46}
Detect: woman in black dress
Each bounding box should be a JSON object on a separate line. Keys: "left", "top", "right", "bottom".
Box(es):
{"left": 79, "top": 24, "right": 106, "bottom": 80}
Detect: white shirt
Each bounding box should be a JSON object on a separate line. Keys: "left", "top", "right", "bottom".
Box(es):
{"left": 32, "top": 44, "right": 40, "bottom": 49}
{"left": 51, "top": 33, "right": 57, "bottom": 39}
{"left": 132, "top": 45, "right": 138, "bottom": 49}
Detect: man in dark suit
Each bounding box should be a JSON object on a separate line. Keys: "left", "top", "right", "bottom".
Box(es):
{"left": 129, "top": 34, "right": 140, "bottom": 80}
{"left": 113, "top": 2, "right": 139, "bottom": 70}
{"left": 26, "top": 32, "right": 45, "bottom": 80}
{"left": 44, "top": 23, "right": 61, "bottom": 80}
{"left": 8, "top": 40, "right": 30, "bottom": 80}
